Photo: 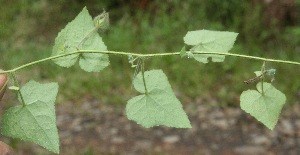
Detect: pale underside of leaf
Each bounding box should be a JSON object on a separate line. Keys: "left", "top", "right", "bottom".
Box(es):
{"left": 240, "top": 82, "right": 286, "bottom": 130}
{"left": 183, "top": 30, "right": 238, "bottom": 63}
{"left": 52, "top": 7, "right": 109, "bottom": 72}
{"left": 126, "top": 70, "right": 191, "bottom": 128}
{"left": 2, "top": 101, "right": 59, "bottom": 153}
{"left": 1, "top": 80, "right": 59, "bottom": 153}
{"left": 79, "top": 32, "right": 109, "bottom": 72}
{"left": 19, "top": 80, "right": 58, "bottom": 105}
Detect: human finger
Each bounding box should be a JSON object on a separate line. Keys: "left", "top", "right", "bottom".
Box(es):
{"left": 0, "top": 70, "right": 8, "bottom": 100}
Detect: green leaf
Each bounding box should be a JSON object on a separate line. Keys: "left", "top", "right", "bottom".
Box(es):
{"left": 78, "top": 32, "right": 109, "bottom": 72}
{"left": 183, "top": 30, "right": 238, "bottom": 63}
{"left": 180, "top": 46, "right": 186, "bottom": 58}
{"left": 126, "top": 70, "right": 191, "bottom": 128}
{"left": 240, "top": 82, "right": 286, "bottom": 130}
{"left": 8, "top": 86, "right": 19, "bottom": 91}
{"left": 52, "top": 7, "right": 109, "bottom": 72}
{"left": 93, "top": 10, "right": 109, "bottom": 32}
{"left": 1, "top": 80, "right": 59, "bottom": 153}
{"left": 254, "top": 71, "right": 262, "bottom": 76}
{"left": 18, "top": 80, "right": 58, "bottom": 105}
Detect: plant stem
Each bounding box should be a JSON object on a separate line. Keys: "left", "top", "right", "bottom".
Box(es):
{"left": 141, "top": 58, "right": 148, "bottom": 95}
{"left": 243, "top": 70, "right": 267, "bottom": 84}
{"left": 0, "top": 50, "right": 300, "bottom": 74}
{"left": 260, "top": 61, "right": 266, "bottom": 95}
{"left": 11, "top": 73, "right": 26, "bottom": 107}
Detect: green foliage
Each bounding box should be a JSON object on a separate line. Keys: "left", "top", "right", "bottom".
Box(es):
{"left": 8, "top": 86, "right": 19, "bottom": 91}
{"left": 240, "top": 82, "right": 286, "bottom": 130}
{"left": 179, "top": 46, "right": 186, "bottom": 58}
{"left": 126, "top": 70, "right": 191, "bottom": 128}
{"left": 52, "top": 7, "right": 109, "bottom": 72}
{"left": 93, "top": 10, "right": 110, "bottom": 32}
{"left": 183, "top": 30, "right": 238, "bottom": 63}
{"left": 0, "top": 6, "right": 299, "bottom": 154}
{"left": 1, "top": 80, "right": 59, "bottom": 153}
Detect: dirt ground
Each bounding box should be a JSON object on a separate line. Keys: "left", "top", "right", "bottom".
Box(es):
{"left": 1, "top": 96, "right": 300, "bottom": 155}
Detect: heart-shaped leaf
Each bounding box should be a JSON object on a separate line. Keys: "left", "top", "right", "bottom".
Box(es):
{"left": 126, "top": 70, "right": 191, "bottom": 128}
{"left": 52, "top": 7, "right": 109, "bottom": 72}
{"left": 1, "top": 81, "right": 59, "bottom": 153}
{"left": 240, "top": 82, "right": 286, "bottom": 130}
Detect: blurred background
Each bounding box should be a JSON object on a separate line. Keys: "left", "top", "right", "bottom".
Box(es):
{"left": 0, "top": 0, "right": 300, "bottom": 154}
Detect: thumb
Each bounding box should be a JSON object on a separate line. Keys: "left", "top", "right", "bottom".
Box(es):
{"left": 0, "top": 141, "right": 15, "bottom": 155}
{"left": 0, "top": 70, "right": 7, "bottom": 100}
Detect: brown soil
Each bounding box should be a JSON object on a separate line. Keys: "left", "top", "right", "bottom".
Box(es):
{"left": 1, "top": 97, "right": 300, "bottom": 155}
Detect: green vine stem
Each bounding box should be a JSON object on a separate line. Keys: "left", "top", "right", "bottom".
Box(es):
{"left": 0, "top": 50, "right": 300, "bottom": 74}
{"left": 11, "top": 72, "right": 26, "bottom": 107}
{"left": 141, "top": 58, "right": 149, "bottom": 95}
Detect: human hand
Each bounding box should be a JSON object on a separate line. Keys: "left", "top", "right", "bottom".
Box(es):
{"left": 0, "top": 71, "right": 15, "bottom": 155}
{"left": 0, "top": 71, "right": 7, "bottom": 100}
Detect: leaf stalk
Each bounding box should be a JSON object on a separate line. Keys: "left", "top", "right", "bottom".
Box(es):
{"left": 141, "top": 58, "right": 148, "bottom": 95}
{"left": 260, "top": 61, "right": 266, "bottom": 96}
{"left": 11, "top": 73, "right": 26, "bottom": 107}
